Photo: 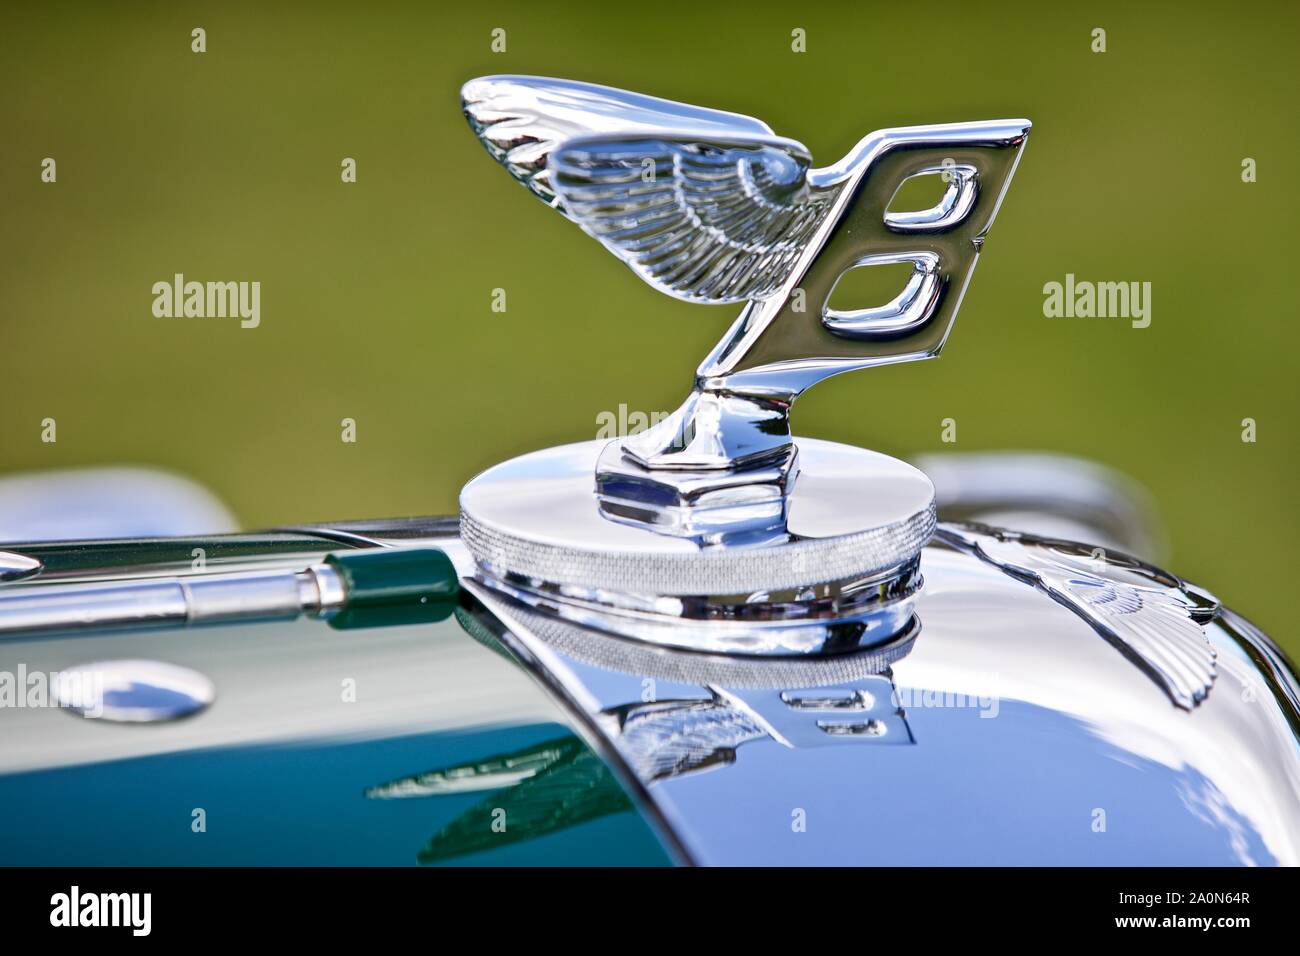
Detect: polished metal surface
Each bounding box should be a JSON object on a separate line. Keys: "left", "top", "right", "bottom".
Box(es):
{"left": 54, "top": 659, "right": 215, "bottom": 723}
{"left": 0, "top": 560, "right": 666, "bottom": 865}
{"left": 0, "top": 599, "right": 557, "bottom": 777}
{"left": 1, "top": 520, "right": 1295, "bottom": 865}
{"left": 481, "top": 560, "right": 921, "bottom": 657}
{"left": 460, "top": 438, "right": 935, "bottom": 655}
{"left": 461, "top": 439, "right": 935, "bottom": 592}
{"left": 595, "top": 432, "right": 799, "bottom": 536}
{"left": 464, "top": 75, "right": 1029, "bottom": 472}
{"left": 937, "top": 523, "right": 1218, "bottom": 710}
{"left": 459, "top": 75, "right": 1029, "bottom": 637}
{"left": 0, "top": 549, "right": 42, "bottom": 583}
{"left": 462, "top": 75, "right": 786, "bottom": 222}
{"left": 464, "top": 539, "right": 1300, "bottom": 866}
{"left": 0, "top": 562, "right": 345, "bottom": 638}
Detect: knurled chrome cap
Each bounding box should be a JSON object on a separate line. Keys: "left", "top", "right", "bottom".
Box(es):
{"left": 459, "top": 438, "right": 935, "bottom": 597}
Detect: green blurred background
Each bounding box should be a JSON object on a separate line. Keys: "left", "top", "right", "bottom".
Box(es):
{"left": 1, "top": 2, "right": 1296, "bottom": 647}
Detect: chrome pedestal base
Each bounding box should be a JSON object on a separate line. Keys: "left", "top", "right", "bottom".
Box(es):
{"left": 595, "top": 438, "right": 799, "bottom": 540}
{"left": 459, "top": 438, "right": 937, "bottom": 656}
{"left": 617, "top": 388, "right": 794, "bottom": 471}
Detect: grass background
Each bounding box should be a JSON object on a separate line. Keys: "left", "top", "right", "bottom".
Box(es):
{"left": 1, "top": 2, "right": 1296, "bottom": 650}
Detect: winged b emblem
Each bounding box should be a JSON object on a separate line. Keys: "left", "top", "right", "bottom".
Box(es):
{"left": 463, "top": 75, "right": 837, "bottom": 304}
{"left": 937, "top": 524, "right": 1219, "bottom": 710}
{"left": 463, "top": 75, "right": 1030, "bottom": 470}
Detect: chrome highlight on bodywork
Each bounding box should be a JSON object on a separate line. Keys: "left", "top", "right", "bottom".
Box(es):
{"left": 1, "top": 521, "right": 1296, "bottom": 866}
{"left": 0, "top": 550, "right": 42, "bottom": 583}
{"left": 461, "top": 540, "right": 1300, "bottom": 866}
{"left": 54, "top": 659, "right": 215, "bottom": 723}
{"left": 936, "top": 523, "right": 1219, "bottom": 710}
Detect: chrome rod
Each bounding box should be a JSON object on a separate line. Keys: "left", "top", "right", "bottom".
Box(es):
{"left": 0, "top": 566, "right": 344, "bottom": 638}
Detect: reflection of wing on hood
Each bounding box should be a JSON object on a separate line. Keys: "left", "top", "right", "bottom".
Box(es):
{"left": 376, "top": 695, "right": 770, "bottom": 862}
{"left": 610, "top": 695, "right": 769, "bottom": 781}
{"left": 365, "top": 736, "right": 579, "bottom": 799}
{"left": 462, "top": 75, "right": 839, "bottom": 303}
{"left": 937, "top": 523, "right": 1218, "bottom": 710}
{"left": 399, "top": 736, "right": 633, "bottom": 865}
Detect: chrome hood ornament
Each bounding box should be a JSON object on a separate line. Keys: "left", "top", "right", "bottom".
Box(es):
{"left": 464, "top": 75, "right": 1030, "bottom": 469}
{"left": 459, "top": 76, "right": 1031, "bottom": 656}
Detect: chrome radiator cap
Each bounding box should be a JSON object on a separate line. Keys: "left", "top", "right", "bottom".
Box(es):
{"left": 460, "top": 438, "right": 934, "bottom": 655}
{"left": 457, "top": 75, "right": 1028, "bottom": 653}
